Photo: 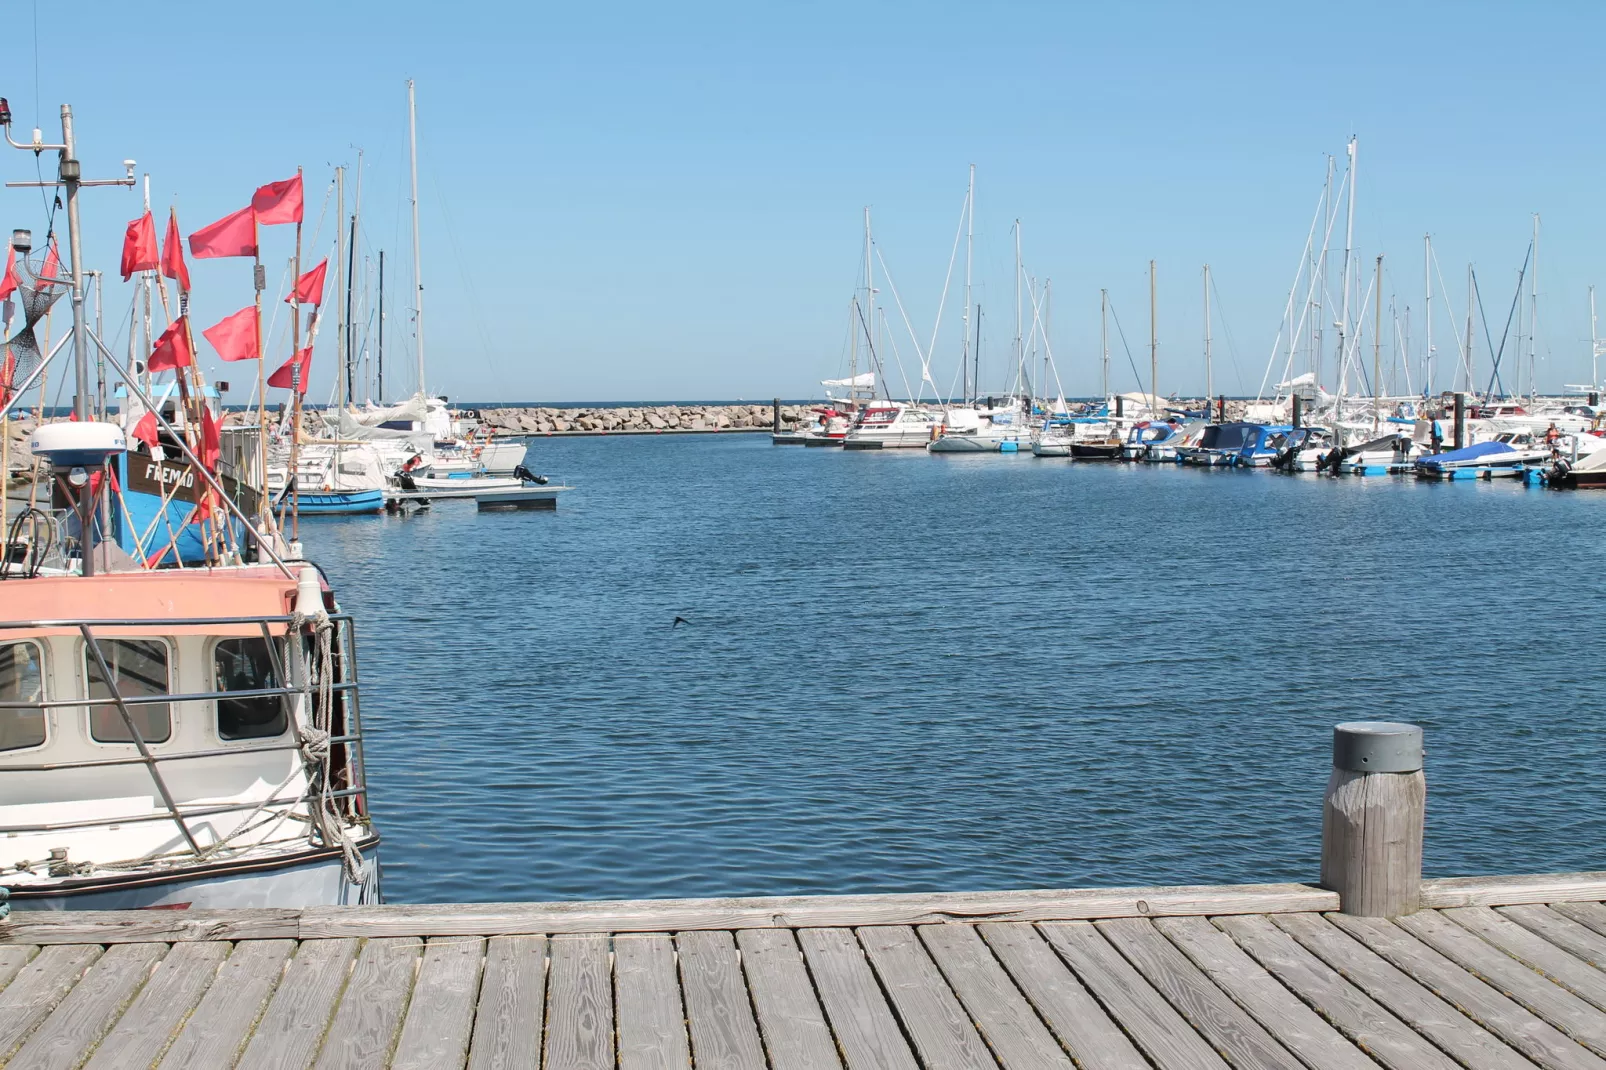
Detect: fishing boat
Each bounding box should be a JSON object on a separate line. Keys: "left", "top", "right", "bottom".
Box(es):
{"left": 0, "top": 103, "right": 380, "bottom": 910}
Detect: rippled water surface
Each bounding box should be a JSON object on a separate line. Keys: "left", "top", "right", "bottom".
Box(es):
{"left": 306, "top": 434, "right": 1606, "bottom": 903}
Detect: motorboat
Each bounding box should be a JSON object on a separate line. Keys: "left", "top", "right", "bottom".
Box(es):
{"left": 1179, "top": 422, "right": 1262, "bottom": 467}
{"left": 843, "top": 402, "right": 944, "bottom": 450}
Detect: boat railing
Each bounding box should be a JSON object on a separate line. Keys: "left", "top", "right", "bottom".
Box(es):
{"left": 0, "top": 612, "right": 371, "bottom": 861}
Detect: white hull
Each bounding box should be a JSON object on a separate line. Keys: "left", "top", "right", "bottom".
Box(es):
{"left": 9, "top": 839, "right": 381, "bottom": 911}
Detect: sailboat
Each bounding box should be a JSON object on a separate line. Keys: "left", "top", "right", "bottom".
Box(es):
{"left": 0, "top": 103, "right": 380, "bottom": 910}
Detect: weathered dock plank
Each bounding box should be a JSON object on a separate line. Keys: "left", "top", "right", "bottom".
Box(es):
{"left": 1502, "top": 904, "right": 1606, "bottom": 970}
{"left": 1095, "top": 917, "right": 1302, "bottom": 1070}
{"left": 0, "top": 944, "right": 103, "bottom": 1062}
{"left": 797, "top": 927, "right": 919, "bottom": 1070}
{"left": 1325, "top": 912, "right": 1606, "bottom": 1070}
{"left": 977, "top": 922, "right": 1148, "bottom": 1069}
{"left": 677, "top": 929, "right": 765, "bottom": 1070}
{"left": 734, "top": 928, "right": 841, "bottom": 1070}
{"left": 1446, "top": 906, "right": 1606, "bottom": 1011}
{"left": 158, "top": 939, "right": 296, "bottom": 1070}
{"left": 614, "top": 934, "right": 691, "bottom": 1070}
{"left": 858, "top": 925, "right": 995, "bottom": 1070}
{"left": 83, "top": 942, "right": 229, "bottom": 1070}
{"left": 1038, "top": 921, "right": 1230, "bottom": 1069}
{"left": 10, "top": 942, "right": 165, "bottom": 1070}
{"left": 544, "top": 932, "right": 614, "bottom": 1070}
{"left": 315, "top": 937, "right": 423, "bottom": 1070}
{"left": 466, "top": 935, "right": 546, "bottom": 1070}
{"left": 1420, "top": 871, "right": 1606, "bottom": 909}
{"left": 1155, "top": 916, "right": 1380, "bottom": 1070}
{"left": 0, "top": 944, "right": 37, "bottom": 991}
{"left": 918, "top": 921, "right": 1072, "bottom": 1070}
{"left": 237, "top": 938, "right": 359, "bottom": 1070}
{"left": 391, "top": 936, "right": 484, "bottom": 1070}
{"left": 1, "top": 907, "right": 300, "bottom": 945}
{"left": 1272, "top": 912, "right": 1536, "bottom": 1070}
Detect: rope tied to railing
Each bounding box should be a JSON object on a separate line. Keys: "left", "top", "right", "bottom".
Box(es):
{"left": 288, "top": 609, "right": 367, "bottom": 886}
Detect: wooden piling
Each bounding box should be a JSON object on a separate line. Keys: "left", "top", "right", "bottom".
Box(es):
{"left": 1291, "top": 394, "right": 1302, "bottom": 428}
{"left": 771, "top": 398, "right": 780, "bottom": 434}
{"left": 1453, "top": 392, "right": 1466, "bottom": 450}
{"left": 1217, "top": 395, "right": 1226, "bottom": 422}
{"left": 1320, "top": 721, "right": 1425, "bottom": 917}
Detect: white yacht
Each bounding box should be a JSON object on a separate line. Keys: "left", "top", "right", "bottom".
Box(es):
{"left": 928, "top": 398, "right": 1033, "bottom": 453}
{"left": 842, "top": 402, "right": 944, "bottom": 450}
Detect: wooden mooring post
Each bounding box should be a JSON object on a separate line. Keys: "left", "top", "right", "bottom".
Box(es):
{"left": 1321, "top": 721, "right": 1425, "bottom": 916}
{"left": 772, "top": 397, "right": 780, "bottom": 433}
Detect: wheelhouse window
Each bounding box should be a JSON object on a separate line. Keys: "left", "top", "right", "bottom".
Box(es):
{"left": 86, "top": 639, "right": 172, "bottom": 744}
{"left": 0, "top": 641, "right": 46, "bottom": 752}
{"left": 214, "top": 637, "right": 287, "bottom": 740}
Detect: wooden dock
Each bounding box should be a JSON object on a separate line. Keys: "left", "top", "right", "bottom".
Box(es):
{"left": 2, "top": 872, "right": 1606, "bottom": 1068}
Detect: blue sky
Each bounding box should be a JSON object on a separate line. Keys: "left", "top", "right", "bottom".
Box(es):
{"left": 7, "top": 0, "right": 1605, "bottom": 402}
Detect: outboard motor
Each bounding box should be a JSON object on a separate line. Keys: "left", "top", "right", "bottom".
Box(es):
{"left": 513, "top": 464, "right": 549, "bottom": 485}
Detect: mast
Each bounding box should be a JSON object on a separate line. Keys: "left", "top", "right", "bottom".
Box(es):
{"left": 1592, "top": 285, "right": 1599, "bottom": 396}
{"left": 1424, "top": 234, "right": 1432, "bottom": 395}
{"left": 1203, "top": 263, "right": 1212, "bottom": 403}
{"left": 377, "top": 251, "right": 385, "bottom": 402}
{"left": 1373, "top": 254, "right": 1383, "bottom": 431}
{"left": 961, "top": 164, "right": 973, "bottom": 405}
{"left": 1465, "top": 264, "right": 1475, "bottom": 397}
{"left": 1044, "top": 279, "right": 1052, "bottom": 406}
{"left": 1013, "top": 221, "right": 1022, "bottom": 401}
{"left": 335, "top": 165, "right": 346, "bottom": 418}
{"left": 1149, "top": 259, "right": 1157, "bottom": 411}
{"left": 1336, "top": 135, "right": 1357, "bottom": 417}
{"left": 347, "top": 150, "right": 363, "bottom": 404}
{"left": 408, "top": 79, "right": 427, "bottom": 400}
{"left": 289, "top": 166, "right": 304, "bottom": 543}
{"left": 863, "top": 206, "right": 875, "bottom": 398}
{"left": 1529, "top": 213, "right": 1539, "bottom": 401}
{"left": 1100, "top": 289, "right": 1109, "bottom": 401}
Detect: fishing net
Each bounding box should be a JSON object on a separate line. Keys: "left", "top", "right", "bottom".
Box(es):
{"left": 2, "top": 250, "right": 69, "bottom": 399}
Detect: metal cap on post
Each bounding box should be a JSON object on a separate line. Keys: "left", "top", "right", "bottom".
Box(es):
{"left": 1322, "top": 721, "right": 1426, "bottom": 917}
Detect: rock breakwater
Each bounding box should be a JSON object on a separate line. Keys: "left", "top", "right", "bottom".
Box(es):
{"left": 475, "top": 404, "right": 809, "bottom": 436}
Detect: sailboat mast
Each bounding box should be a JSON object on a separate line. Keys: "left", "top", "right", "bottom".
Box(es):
{"left": 1373, "top": 255, "right": 1383, "bottom": 432}
{"left": 377, "top": 251, "right": 385, "bottom": 402}
{"left": 1336, "top": 135, "right": 1357, "bottom": 410}
{"left": 408, "top": 79, "right": 427, "bottom": 400}
{"left": 1465, "top": 264, "right": 1475, "bottom": 396}
{"left": 1203, "top": 263, "right": 1212, "bottom": 403}
{"left": 1530, "top": 213, "right": 1539, "bottom": 401}
{"left": 863, "top": 206, "right": 875, "bottom": 398}
{"left": 1043, "top": 279, "right": 1051, "bottom": 407}
{"left": 1100, "top": 289, "right": 1109, "bottom": 401}
{"left": 1149, "top": 260, "right": 1157, "bottom": 410}
{"left": 961, "top": 164, "right": 973, "bottom": 405}
{"left": 1424, "top": 235, "right": 1432, "bottom": 395}
{"left": 346, "top": 150, "right": 363, "bottom": 404}
{"left": 1013, "top": 221, "right": 1022, "bottom": 401}
{"left": 1592, "top": 285, "right": 1599, "bottom": 395}
{"left": 335, "top": 165, "right": 346, "bottom": 416}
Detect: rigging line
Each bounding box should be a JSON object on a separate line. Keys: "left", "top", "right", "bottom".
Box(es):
{"left": 426, "top": 150, "right": 502, "bottom": 387}
{"left": 1479, "top": 247, "right": 1528, "bottom": 400}
{"left": 1258, "top": 168, "right": 1347, "bottom": 401}
{"left": 852, "top": 298, "right": 887, "bottom": 393}
{"left": 1208, "top": 274, "right": 1248, "bottom": 396}
{"left": 923, "top": 186, "right": 969, "bottom": 402}
{"left": 1105, "top": 298, "right": 1147, "bottom": 393}
{"left": 1429, "top": 245, "right": 1470, "bottom": 375}
{"left": 872, "top": 247, "right": 923, "bottom": 399}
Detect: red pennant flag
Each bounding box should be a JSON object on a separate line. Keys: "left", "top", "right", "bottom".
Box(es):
{"left": 120, "top": 211, "right": 159, "bottom": 281}
{"left": 131, "top": 410, "right": 160, "bottom": 448}
{"left": 284, "top": 258, "right": 328, "bottom": 306}
{"left": 161, "top": 210, "right": 191, "bottom": 291}
{"left": 189, "top": 206, "right": 257, "bottom": 259}
{"left": 267, "top": 347, "right": 313, "bottom": 392}
{"left": 202, "top": 306, "right": 260, "bottom": 362}
{"left": 0, "top": 348, "right": 14, "bottom": 408}
{"left": 200, "top": 407, "right": 221, "bottom": 470}
{"left": 252, "top": 174, "right": 303, "bottom": 226}
{"left": 147, "top": 317, "right": 193, "bottom": 372}
{"left": 0, "top": 245, "right": 16, "bottom": 301}
{"left": 40, "top": 239, "right": 60, "bottom": 281}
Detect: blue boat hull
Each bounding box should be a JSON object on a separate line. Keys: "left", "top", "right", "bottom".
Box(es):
{"left": 292, "top": 489, "right": 387, "bottom": 515}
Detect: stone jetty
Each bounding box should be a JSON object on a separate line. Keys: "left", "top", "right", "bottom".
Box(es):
{"left": 474, "top": 403, "right": 809, "bottom": 436}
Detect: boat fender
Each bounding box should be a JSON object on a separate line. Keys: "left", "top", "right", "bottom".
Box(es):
{"left": 999, "top": 441, "right": 1018, "bottom": 453}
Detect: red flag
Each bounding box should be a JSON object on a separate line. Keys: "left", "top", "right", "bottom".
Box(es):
{"left": 131, "top": 410, "right": 160, "bottom": 448}
{"left": 200, "top": 407, "right": 221, "bottom": 470}
{"left": 189, "top": 206, "right": 257, "bottom": 259}
{"left": 252, "top": 175, "right": 303, "bottom": 226}
{"left": 268, "top": 347, "right": 313, "bottom": 392}
{"left": 202, "top": 306, "right": 259, "bottom": 362}
{"left": 0, "top": 348, "right": 14, "bottom": 407}
{"left": 0, "top": 244, "right": 16, "bottom": 301}
{"left": 284, "top": 258, "right": 327, "bottom": 306}
{"left": 161, "top": 210, "right": 190, "bottom": 291}
{"left": 120, "top": 211, "right": 158, "bottom": 281}
{"left": 40, "top": 239, "right": 60, "bottom": 281}
{"left": 147, "top": 317, "right": 193, "bottom": 372}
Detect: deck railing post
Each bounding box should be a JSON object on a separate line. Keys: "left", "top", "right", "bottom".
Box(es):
{"left": 1321, "top": 721, "right": 1425, "bottom": 916}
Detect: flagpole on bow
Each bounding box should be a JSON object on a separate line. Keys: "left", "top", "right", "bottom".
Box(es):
{"left": 251, "top": 211, "right": 270, "bottom": 532}
{"left": 289, "top": 167, "right": 303, "bottom": 543}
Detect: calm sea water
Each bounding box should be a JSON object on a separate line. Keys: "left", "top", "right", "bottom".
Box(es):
{"left": 306, "top": 434, "right": 1606, "bottom": 904}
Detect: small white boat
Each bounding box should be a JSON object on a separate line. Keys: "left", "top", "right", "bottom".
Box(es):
{"left": 843, "top": 402, "right": 944, "bottom": 450}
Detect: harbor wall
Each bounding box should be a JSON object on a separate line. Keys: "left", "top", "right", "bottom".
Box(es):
{"left": 475, "top": 404, "right": 809, "bottom": 436}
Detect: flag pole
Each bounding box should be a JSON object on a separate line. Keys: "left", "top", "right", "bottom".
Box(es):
{"left": 289, "top": 166, "right": 303, "bottom": 544}
{"left": 251, "top": 210, "right": 270, "bottom": 532}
